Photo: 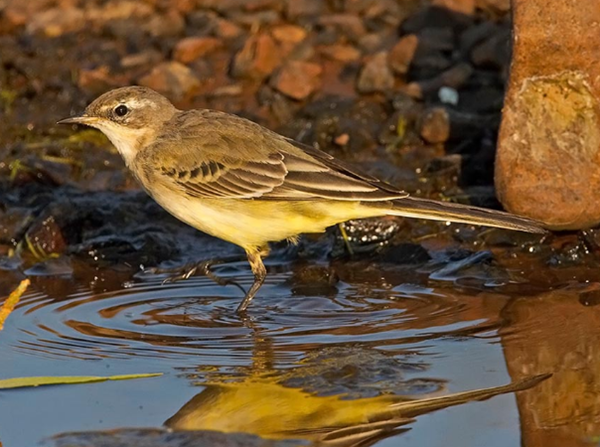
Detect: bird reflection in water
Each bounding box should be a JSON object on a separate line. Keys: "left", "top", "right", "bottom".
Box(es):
{"left": 166, "top": 329, "right": 549, "bottom": 446}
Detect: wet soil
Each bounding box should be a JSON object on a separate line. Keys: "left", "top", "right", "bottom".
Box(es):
{"left": 1, "top": 1, "right": 600, "bottom": 446}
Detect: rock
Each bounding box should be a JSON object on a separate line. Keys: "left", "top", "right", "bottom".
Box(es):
{"left": 78, "top": 67, "right": 128, "bottom": 96}
{"left": 214, "top": 18, "right": 244, "bottom": 39}
{"left": 285, "top": 0, "right": 324, "bottom": 19}
{"left": 138, "top": 61, "right": 201, "bottom": 100}
{"left": 25, "top": 215, "right": 67, "bottom": 258}
{"left": 144, "top": 10, "right": 185, "bottom": 37}
{"left": 334, "top": 133, "right": 350, "bottom": 146}
{"left": 357, "top": 31, "right": 396, "bottom": 54}
{"left": 173, "top": 37, "right": 222, "bottom": 64}
{"left": 419, "top": 107, "right": 451, "bottom": 143}
{"left": 120, "top": 50, "right": 163, "bottom": 68}
{"left": 458, "top": 21, "right": 499, "bottom": 54}
{"left": 319, "top": 44, "right": 361, "bottom": 62}
{"left": 357, "top": 51, "right": 395, "bottom": 94}
{"left": 270, "top": 61, "right": 322, "bottom": 100}
{"left": 470, "top": 28, "right": 511, "bottom": 69}
{"left": 231, "top": 32, "right": 281, "bottom": 80}
{"left": 432, "top": 0, "right": 476, "bottom": 15}
{"left": 230, "top": 9, "right": 281, "bottom": 27}
{"left": 270, "top": 24, "right": 307, "bottom": 44}
{"left": 388, "top": 34, "right": 418, "bottom": 74}
{"left": 26, "top": 7, "right": 86, "bottom": 37}
{"left": 496, "top": 0, "right": 600, "bottom": 230}
{"left": 403, "top": 63, "right": 473, "bottom": 98}
{"left": 318, "top": 14, "right": 367, "bottom": 41}
{"left": 476, "top": 0, "right": 511, "bottom": 14}
{"left": 270, "top": 24, "right": 308, "bottom": 58}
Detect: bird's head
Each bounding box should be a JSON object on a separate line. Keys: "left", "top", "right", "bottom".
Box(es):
{"left": 58, "top": 86, "right": 177, "bottom": 165}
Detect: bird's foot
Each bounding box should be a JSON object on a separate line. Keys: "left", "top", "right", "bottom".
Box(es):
{"left": 146, "top": 258, "right": 246, "bottom": 293}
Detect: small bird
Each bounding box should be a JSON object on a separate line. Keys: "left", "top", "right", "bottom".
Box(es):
{"left": 59, "top": 86, "right": 545, "bottom": 312}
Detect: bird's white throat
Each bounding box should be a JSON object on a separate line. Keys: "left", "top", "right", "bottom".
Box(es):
{"left": 92, "top": 121, "right": 151, "bottom": 166}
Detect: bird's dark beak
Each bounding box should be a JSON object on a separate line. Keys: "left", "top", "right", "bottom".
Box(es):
{"left": 57, "top": 114, "right": 99, "bottom": 126}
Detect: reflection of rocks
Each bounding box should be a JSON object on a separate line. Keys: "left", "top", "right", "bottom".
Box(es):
{"left": 501, "top": 287, "right": 600, "bottom": 446}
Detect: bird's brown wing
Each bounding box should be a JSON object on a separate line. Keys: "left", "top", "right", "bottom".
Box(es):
{"left": 146, "top": 109, "right": 408, "bottom": 201}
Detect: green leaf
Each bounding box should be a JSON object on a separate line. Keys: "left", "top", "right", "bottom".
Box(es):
{"left": 0, "top": 373, "right": 162, "bottom": 389}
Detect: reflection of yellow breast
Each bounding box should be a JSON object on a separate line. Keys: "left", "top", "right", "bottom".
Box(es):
{"left": 165, "top": 374, "right": 549, "bottom": 445}
{"left": 166, "top": 379, "right": 401, "bottom": 440}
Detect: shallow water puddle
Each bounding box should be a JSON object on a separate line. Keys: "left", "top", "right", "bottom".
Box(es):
{"left": 1, "top": 260, "right": 600, "bottom": 446}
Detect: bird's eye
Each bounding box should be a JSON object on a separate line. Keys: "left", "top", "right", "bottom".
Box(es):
{"left": 114, "top": 105, "right": 129, "bottom": 117}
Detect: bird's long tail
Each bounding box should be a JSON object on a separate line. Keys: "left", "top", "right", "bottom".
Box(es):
{"left": 383, "top": 196, "right": 546, "bottom": 234}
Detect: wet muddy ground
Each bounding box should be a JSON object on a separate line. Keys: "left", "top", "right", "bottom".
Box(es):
{"left": 1, "top": 1, "right": 600, "bottom": 446}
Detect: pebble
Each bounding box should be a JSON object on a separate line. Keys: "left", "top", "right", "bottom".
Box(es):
{"left": 388, "top": 34, "right": 418, "bottom": 75}
{"left": 319, "top": 44, "right": 362, "bottom": 62}
{"left": 173, "top": 37, "right": 222, "bottom": 64}
{"left": 231, "top": 32, "right": 280, "bottom": 80}
{"left": 270, "top": 60, "right": 322, "bottom": 100}
{"left": 138, "top": 61, "right": 201, "bottom": 100}
{"left": 357, "top": 51, "right": 395, "bottom": 94}
{"left": 419, "top": 107, "right": 451, "bottom": 143}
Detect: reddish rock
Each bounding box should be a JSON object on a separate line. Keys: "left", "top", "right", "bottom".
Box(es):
{"left": 270, "top": 61, "right": 322, "bottom": 100}
{"left": 419, "top": 107, "right": 451, "bottom": 144}
{"left": 357, "top": 51, "right": 395, "bottom": 94}
{"left": 138, "top": 62, "right": 201, "bottom": 100}
{"left": 232, "top": 33, "right": 281, "bottom": 80}
{"left": 173, "top": 37, "right": 222, "bottom": 64}
{"left": 270, "top": 24, "right": 307, "bottom": 44}
{"left": 334, "top": 133, "right": 350, "bottom": 146}
{"left": 214, "top": 18, "right": 243, "bottom": 40}
{"left": 388, "top": 34, "right": 418, "bottom": 75}
{"left": 320, "top": 44, "right": 361, "bottom": 62}
{"left": 319, "top": 14, "right": 367, "bottom": 41}
{"left": 496, "top": 0, "right": 600, "bottom": 230}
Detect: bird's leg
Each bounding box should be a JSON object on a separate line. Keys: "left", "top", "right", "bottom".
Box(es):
{"left": 146, "top": 255, "right": 247, "bottom": 293}
{"left": 236, "top": 246, "right": 269, "bottom": 313}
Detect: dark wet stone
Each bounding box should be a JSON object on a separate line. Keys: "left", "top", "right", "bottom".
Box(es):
{"left": 380, "top": 243, "right": 431, "bottom": 265}
{"left": 401, "top": 6, "right": 473, "bottom": 35}
{"left": 547, "top": 241, "right": 590, "bottom": 267}
{"left": 0, "top": 207, "right": 33, "bottom": 245}
{"left": 287, "top": 264, "right": 339, "bottom": 296}
{"left": 24, "top": 214, "right": 67, "bottom": 257}
{"left": 45, "top": 428, "right": 306, "bottom": 447}
{"left": 470, "top": 27, "right": 512, "bottom": 69}
{"left": 331, "top": 217, "right": 402, "bottom": 258}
